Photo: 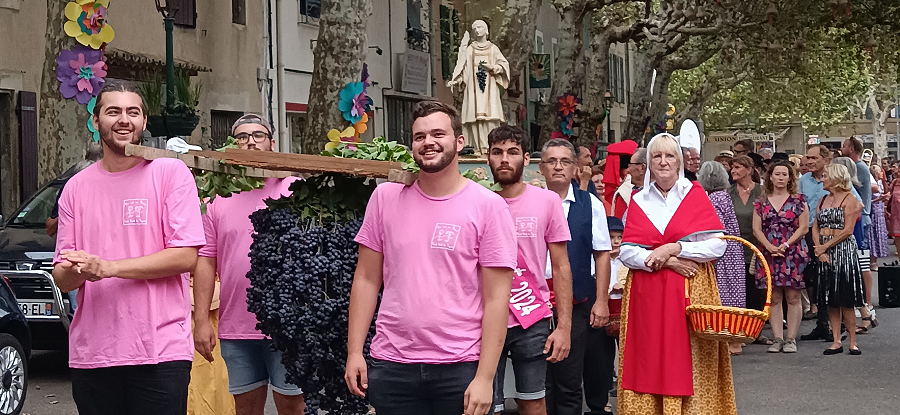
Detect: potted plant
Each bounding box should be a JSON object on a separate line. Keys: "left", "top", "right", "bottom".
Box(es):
{"left": 138, "top": 77, "right": 167, "bottom": 136}
{"left": 164, "top": 71, "right": 202, "bottom": 136}
{"left": 138, "top": 72, "right": 202, "bottom": 137}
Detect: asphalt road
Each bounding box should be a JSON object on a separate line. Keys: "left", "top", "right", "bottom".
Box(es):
{"left": 20, "top": 267, "right": 900, "bottom": 415}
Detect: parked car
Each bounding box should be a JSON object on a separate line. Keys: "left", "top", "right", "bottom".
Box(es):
{"left": 0, "top": 272, "right": 31, "bottom": 415}
{"left": 0, "top": 178, "right": 71, "bottom": 351}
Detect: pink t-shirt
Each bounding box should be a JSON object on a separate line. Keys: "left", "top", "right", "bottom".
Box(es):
{"left": 355, "top": 180, "right": 517, "bottom": 364}
{"left": 504, "top": 184, "right": 571, "bottom": 327}
{"left": 199, "top": 177, "right": 298, "bottom": 339}
{"left": 53, "top": 159, "right": 206, "bottom": 369}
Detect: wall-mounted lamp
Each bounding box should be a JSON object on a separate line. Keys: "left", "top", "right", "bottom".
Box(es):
{"left": 369, "top": 46, "right": 383, "bottom": 55}
{"left": 309, "top": 39, "right": 317, "bottom": 50}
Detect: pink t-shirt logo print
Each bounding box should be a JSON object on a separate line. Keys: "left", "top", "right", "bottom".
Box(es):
{"left": 516, "top": 217, "right": 538, "bottom": 238}
{"left": 123, "top": 199, "right": 149, "bottom": 225}
{"left": 430, "top": 223, "right": 461, "bottom": 250}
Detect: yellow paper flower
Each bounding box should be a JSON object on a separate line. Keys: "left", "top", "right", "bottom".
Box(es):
{"left": 354, "top": 113, "right": 369, "bottom": 137}
{"left": 64, "top": 0, "right": 115, "bottom": 49}
{"left": 325, "top": 126, "right": 360, "bottom": 151}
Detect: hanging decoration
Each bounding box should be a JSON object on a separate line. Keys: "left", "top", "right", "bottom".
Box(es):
{"left": 56, "top": 45, "right": 107, "bottom": 105}
{"left": 338, "top": 82, "right": 373, "bottom": 125}
{"left": 64, "top": 0, "right": 115, "bottom": 49}
{"left": 556, "top": 93, "right": 580, "bottom": 138}
{"left": 86, "top": 97, "right": 100, "bottom": 142}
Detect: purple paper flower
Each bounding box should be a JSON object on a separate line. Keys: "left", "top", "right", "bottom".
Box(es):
{"left": 56, "top": 46, "right": 107, "bottom": 105}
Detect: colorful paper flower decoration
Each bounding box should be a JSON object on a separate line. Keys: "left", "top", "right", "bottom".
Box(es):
{"left": 57, "top": 46, "right": 107, "bottom": 104}
{"left": 338, "top": 82, "right": 373, "bottom": 124}
{"left": 354, "top": 113, "right": 369, "bottom": 137}
{"left": 326, "top": 126, "right": 361, "bottom": 151}
{"left": 86, "top": 96, "right": 99, "bottom": 142}
{"left": 64, "top": 0, "right": 115, "bottom": 49}
{"left": 558, "top": 94, "right": 580, "bottom": 117}
{"left": 560, "top": 116, "right": 575, "bottom": 137}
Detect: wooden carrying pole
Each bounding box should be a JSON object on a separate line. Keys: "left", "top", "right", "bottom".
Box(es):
{"left": 125, "top": 144, "right": 417, "bottom": 184}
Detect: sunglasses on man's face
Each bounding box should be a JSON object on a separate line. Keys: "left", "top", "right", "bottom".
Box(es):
{"left": 234, "top": 131, "right": 271, "bottom": 143}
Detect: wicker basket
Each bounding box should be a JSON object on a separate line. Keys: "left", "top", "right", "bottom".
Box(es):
{"left": 685, "top": 235, "right": 772, "bottom": 343}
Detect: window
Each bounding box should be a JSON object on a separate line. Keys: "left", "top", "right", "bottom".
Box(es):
{"left": 298, "top": 0, "right": 320, "bottom": 23}
{"left": 210, "top": 110, "right": 245, "bottom": 149}
{"left": 386, "top": 96, "right": 419, "bottom": 147}
{"left": 607, "top": 54, "right": 626, "bottom": 104}
{"left": 172, "top": 0, "right": 196, "bottom": 28}
{"left": 9, "top": 183, "right": 62, "bottom": 228}
{"left": 232, "top": 0, "right": 245, "bottom": 25}
{"left": 439, "top": 4, "right": 460, "bottom": 80}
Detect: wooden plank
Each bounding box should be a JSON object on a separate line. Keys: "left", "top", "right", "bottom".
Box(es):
{"left": 219, "top": 148, "right": 402, "bottom": 178}
{"left": 125, "top": 144, "right": 289, "bottom": 178}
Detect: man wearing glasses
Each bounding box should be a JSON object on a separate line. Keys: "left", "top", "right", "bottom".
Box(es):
{"left": 732, "top": 139, "right": 753, "bottom": 157}
{"left": 194, "top": 114, "right": 306, "bottom": 415}
{"left": 538, "top": 139, "right": 612, "bottom": 415}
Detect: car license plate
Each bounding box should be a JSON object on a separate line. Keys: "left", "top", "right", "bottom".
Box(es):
{"left": 20, "top": 302, "right": 52, "bottom": 317}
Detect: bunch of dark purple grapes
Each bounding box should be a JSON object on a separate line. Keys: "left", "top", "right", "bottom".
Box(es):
{"left": 476, "top": 62, "right": 488, "bottom": 92}
{"left": 247, "top": 207, "right": 376, "bottom": 415}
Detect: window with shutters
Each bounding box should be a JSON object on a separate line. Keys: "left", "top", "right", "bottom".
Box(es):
{"left": 173, "top": 0, "right": 196, "bottom": 28}
{"left": 210, "top": 110, "right": 244, "bottom": 149}
{"left": 232, "top": 0, "right": 246, "bottom": 25}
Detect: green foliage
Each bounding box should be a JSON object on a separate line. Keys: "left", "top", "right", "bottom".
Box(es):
{"left": 137, "top": 77, "right": 164, "bottom": 116}
{"left": 266, "top": 173, "right": 376, "bottom": 224}
{"left": 462, "top": 168, "right": 501, "bottom": 191}
{"left": 195, "top": 136, "right": 267, "bottom": 214}
{"left": 321, "top": 136, "right": 420, "bottom": 172}
{"left": 668, "top": 30, "right": 873, "bottom": 132}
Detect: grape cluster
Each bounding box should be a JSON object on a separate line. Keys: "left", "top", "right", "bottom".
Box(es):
{"left": 476, "top": 67, "right": 487, "bottom": 92}
{"left": 247, "top": 208, "right": 375, "bottom": 415}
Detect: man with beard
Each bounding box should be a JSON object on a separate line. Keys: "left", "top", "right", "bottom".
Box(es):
{"left": 486, "top": 125, "right": 573, "bottom": 415}
{"left": 194, "top": 114, "right": 305, "bottom": 415}
{"left": 52, "top": 80, "right": 206, "bottom": 415}
{"left": 538, "top": 139, "right": 612, "bottom": 415}
{"left": 345, "top": 101, "right": 517, "bottom": 415}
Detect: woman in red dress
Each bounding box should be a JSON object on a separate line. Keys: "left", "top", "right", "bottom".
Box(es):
{"left": 617, "top": 133, "right": 737, "bottom": 415}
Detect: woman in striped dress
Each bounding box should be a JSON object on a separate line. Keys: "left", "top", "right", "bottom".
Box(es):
{"left": 868, "top": 165, "right": 890, "bottom": 264}
{"left": 814, "top": 164, "right": 864, "bottom": 356}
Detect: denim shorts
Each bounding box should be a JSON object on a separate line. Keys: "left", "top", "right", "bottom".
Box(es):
{"left": 219, "top": 339, "right": 302, "bottom": 396}
{"left": 492, "top": 318, "right": 552, "bottom": 412}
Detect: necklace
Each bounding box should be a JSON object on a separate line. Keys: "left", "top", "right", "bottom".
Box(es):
{"left": 654, "top": 183, "right": 670, "bottom": 198}
{"left": 738, "top": 181, "right": 753, "bottom": 193}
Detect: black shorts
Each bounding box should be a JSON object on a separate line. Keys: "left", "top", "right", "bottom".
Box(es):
{"left": 71, "top": 360, "right": 191, "bottom": 415}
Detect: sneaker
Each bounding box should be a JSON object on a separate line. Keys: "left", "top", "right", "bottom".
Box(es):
{"left": 782, "top": 339, "right": 798, "bottom": 353}
{"left": 767, "top": 338, "right": 785, "bottom": 353}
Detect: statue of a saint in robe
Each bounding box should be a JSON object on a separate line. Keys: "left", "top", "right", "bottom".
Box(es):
{"left": 447, "top": 20, "right": 510, "bottom": 155}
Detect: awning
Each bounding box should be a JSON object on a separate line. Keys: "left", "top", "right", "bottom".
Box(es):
{"left": 105, "top": 48, "right": 212, "bottom": 75}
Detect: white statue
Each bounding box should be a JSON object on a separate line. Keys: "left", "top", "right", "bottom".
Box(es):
{"left": 447, "top": 20, "right": 510, "bottom": 155}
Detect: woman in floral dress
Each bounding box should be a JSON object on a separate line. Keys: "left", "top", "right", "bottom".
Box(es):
{"left": 752, "top": 161, "right": 810, "bottom": 353}
{"left": 869, "top": 165, "right": 890, "bottom": 263}
{"left": 699, "top": 161, "right": 746, "bottom": 355}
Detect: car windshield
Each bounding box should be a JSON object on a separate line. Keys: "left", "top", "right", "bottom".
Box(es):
{"left": 8, "top": 183, "right": 63, "bottom": 227}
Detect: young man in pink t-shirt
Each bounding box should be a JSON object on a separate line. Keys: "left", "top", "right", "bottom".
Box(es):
{"left": 486, "top": 125, "right": 573, "bottom": 415}
{"left": 344, "top": 101, "right": 517, "bottom": 415}
{"left": 52, "top": 80, "right": 206, "bottom": 415}
{"left": 194, "top": 114, "right": 305, "bottom": 415}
